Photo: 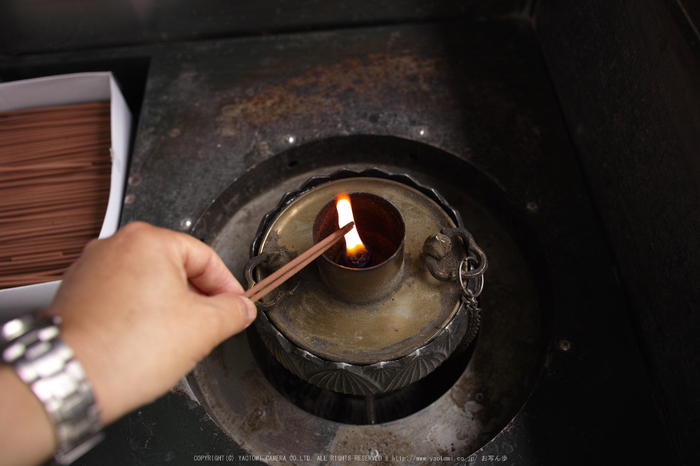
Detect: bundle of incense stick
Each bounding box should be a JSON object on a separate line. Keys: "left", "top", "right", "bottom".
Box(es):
{"left": 0, "top": 101, "right": 112, "bottom": 289}
{"left": 244, "top": 222, "right": 354, "bottom": 302}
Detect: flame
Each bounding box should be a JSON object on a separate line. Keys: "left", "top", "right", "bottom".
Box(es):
{"left": 336, "top": 194, "right": 368, "bottom": 257}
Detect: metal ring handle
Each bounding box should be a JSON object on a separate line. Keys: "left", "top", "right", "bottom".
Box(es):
{"left": 461, "top": 237, "right": 488, "bottom": 280}
{"left": 243, "top": 252, "right": 299, "bottom": 310}
{"left": 459, "top": 257, "right": 484, "bottom": 298}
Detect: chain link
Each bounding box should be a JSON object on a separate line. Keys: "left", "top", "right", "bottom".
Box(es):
{"left": 461, "top": 289, "right": 482, "bottom": 348}
{"left": 458, "top": 257, "right": 484, "bottom": 298}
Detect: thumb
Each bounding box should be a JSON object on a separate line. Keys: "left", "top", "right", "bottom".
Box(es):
{"left": 201, "top": 293, "right": 257, "bottom": 341}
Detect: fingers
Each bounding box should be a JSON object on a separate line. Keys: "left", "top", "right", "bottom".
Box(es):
{"left": 117, "top": 221, "right": 243, "bottom": 296}
{"left": 115, "top": 222, "right": 253, "bottom": 326}
{"left": 195, "top": 293, "right": 257, "bottom": 342}
{"left": 156, "top": 224, "right": 258, "bottom": 338}
{"left": 175, "top": 230, "right": 244, "bottom": 296}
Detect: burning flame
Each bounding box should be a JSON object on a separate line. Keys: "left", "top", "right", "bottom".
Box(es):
{"left": 336, "top": 194, "right": 368, "bottom": 258}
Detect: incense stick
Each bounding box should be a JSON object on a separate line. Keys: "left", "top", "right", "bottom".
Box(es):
{"left": 0, "top": 101, "right": 111, "bottom": 289}
{"left": 244, "top": 222, "right": 353, "bottom": 302}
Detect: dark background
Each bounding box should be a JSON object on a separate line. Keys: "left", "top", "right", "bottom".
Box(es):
{"left": 1, "top": 1, "right": 699, "bottom": 465}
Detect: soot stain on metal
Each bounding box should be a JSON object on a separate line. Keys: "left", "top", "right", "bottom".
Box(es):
{"left": 330, "top": 426, "right": 414, "bottom": 461}
{"left": 170, "top": 380, "right": 201, "bottom": 410}
{"left": 219, "top": 53, "right": 439, "bottom": 136}
{"left": 241, "top": 368, "right": 282, "bottom": 434}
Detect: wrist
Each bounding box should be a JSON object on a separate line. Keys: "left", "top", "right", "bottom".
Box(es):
{"left": 59, "top": 322, "right": 119, "bottom": 426}
{"left": 0, "top": 365, "right": 56, "bottom": 466}
{"left": 1, "top": 313, "right": 104, "bottom": 464}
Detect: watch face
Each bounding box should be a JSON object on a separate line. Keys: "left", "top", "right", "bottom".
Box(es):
{"left": 1, "top": 315, "right": 35, "bottom": 349}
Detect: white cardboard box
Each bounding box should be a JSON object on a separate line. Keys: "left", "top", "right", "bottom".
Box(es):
{"left": 0, "top": 72, "right": 132, "bottom": 317}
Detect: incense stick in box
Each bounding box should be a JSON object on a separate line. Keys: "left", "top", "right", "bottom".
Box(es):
{"left": 0, "top": 101, "right": 112, "bottom": 289}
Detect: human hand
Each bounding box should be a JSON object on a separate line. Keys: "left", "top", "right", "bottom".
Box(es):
{"left": 49, "top": 221, "right": 256, "bottom": 425}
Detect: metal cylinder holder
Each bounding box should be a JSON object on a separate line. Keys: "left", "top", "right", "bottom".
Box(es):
{"left": 245, "top": 169, "right": 487, "bottom": 396}
{"left": 313, "top": 193, "right": 405, "bottom": 304}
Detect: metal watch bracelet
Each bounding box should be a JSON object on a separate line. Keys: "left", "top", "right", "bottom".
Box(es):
{"left": 1, "top": 313, "right": 104, "bottom": 465}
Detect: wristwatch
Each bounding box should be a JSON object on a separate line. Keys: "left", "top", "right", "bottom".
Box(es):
{"left": 1, "top": 313, "right": 104, "bottom": 464}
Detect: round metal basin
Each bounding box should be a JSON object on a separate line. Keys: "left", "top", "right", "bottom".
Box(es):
{"left": 187, "top": 135, "right": 546, "bottom": 464}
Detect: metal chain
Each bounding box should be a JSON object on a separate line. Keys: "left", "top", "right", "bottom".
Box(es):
{"left": 461, "top": 289, "right": 482, "bottom": 348}
{"left": 456, "top": 254, "right": 485, "bottom": 348}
